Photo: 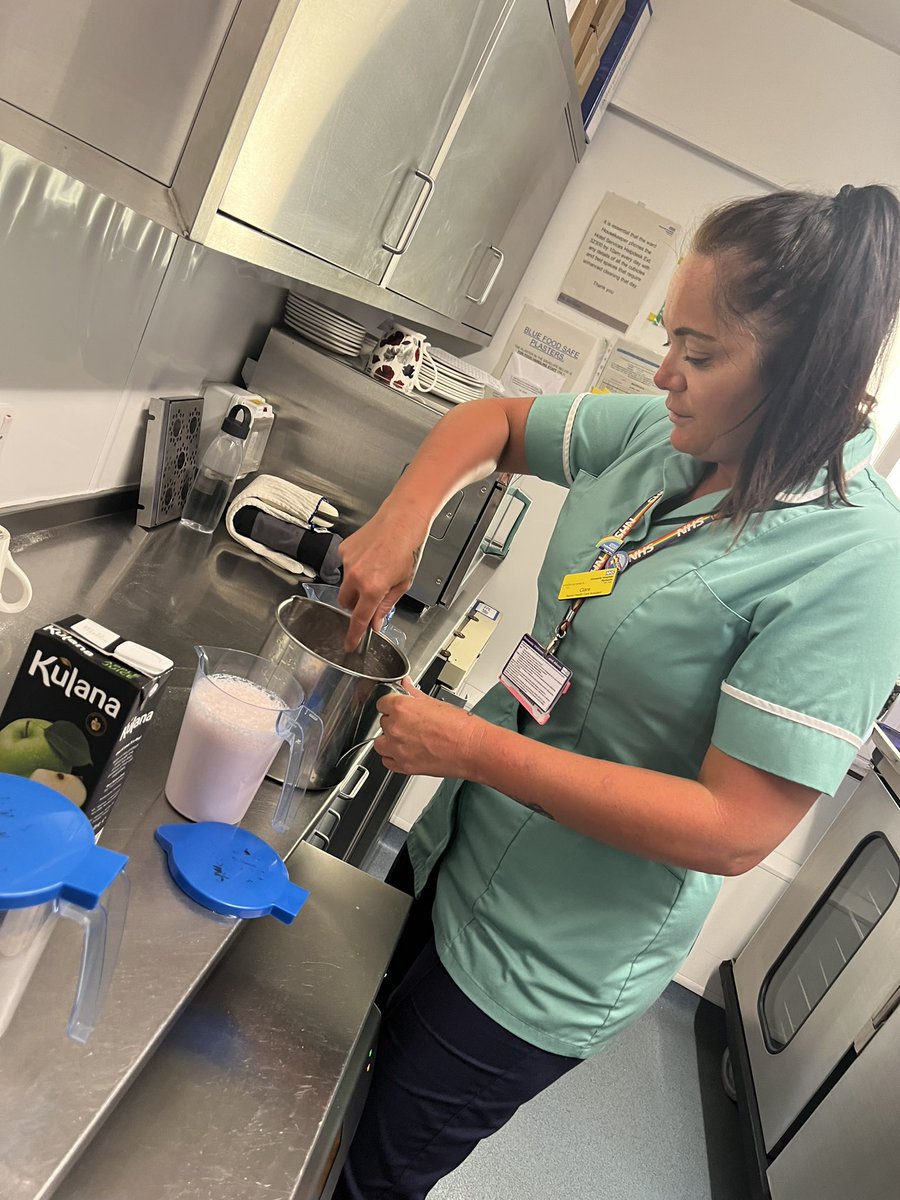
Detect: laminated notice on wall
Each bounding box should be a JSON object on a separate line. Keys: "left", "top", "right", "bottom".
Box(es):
{"left": 497, "top": 303, "right": 599, "bottom": 396}
{"left": 592, "top": 338, "right": 663, "bottom": 394}
{"left": 559, "top": 193, "right": 680, "bottom": 333}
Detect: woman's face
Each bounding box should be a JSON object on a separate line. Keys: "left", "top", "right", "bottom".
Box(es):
{"left": 653, "top": 253, "right": 767, "bottom": 472}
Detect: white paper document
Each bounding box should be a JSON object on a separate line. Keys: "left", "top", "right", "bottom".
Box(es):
{"left": 592, "top": 338, "right": 664, "bottom": 394}
{"left": 497, "top": 303, "right": 599, "bottom": 395}
{"left": 559, "top": 193, "right": 680, "bottom": 332}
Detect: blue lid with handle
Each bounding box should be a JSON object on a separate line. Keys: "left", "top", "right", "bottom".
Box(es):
{"left": 0, "top": 774, "right": 128, "bottom": 910}
{"left": 155, "top": 823, "right": 309, "bottom": 923}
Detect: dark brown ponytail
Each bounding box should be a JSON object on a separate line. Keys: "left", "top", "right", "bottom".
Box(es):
{"left": 692, "top": 185, "right": 900, "bottom": 527}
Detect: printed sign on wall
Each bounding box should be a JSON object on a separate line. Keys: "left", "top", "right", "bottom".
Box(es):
{"left": 497, "top": 303, "right": 601, "bottom": 396}
{"left": 591, "top": 338, "right": 664, "bottom": 394}
{"left": 558, "top": 193, "right": 680, "bottom": 332}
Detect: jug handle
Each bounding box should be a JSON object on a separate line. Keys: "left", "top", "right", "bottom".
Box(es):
{"left": 272, "top": 705, "right": 325, "bottom": 834}
{"left": 334, "top": 682, "right": 408, "bottom": 767}
{"left": 58, "top": 870, "right": 131, "bottom": 1044}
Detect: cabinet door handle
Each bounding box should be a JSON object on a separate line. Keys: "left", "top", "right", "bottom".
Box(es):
{"left": 382, "top": 170, "right": 436, "bottom": 255}
{"left": 465, "top": 245, "right": 504, "bottom": 304}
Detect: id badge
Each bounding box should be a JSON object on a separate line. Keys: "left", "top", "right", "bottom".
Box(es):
{"left": 558, "top": 567, "right": 617, "bottom": 600}
{"left": 500, "top": 633, "right": 572, "bottom": 725}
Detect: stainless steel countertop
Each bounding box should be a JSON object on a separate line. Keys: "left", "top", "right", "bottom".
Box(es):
{"left": 0, "top": 507, "right": 497, "bottom": 1200}
{"left": 52, "top": 841, "right": 409, "bottom": 1200}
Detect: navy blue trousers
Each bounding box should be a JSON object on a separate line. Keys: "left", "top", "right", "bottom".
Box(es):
{"left": 332, "top": 849, "right": 579, "bottom": 1200}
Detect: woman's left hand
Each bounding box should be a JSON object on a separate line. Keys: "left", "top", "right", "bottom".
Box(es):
{"left": 374, "top": 680, "right": 488, "bottom": 779}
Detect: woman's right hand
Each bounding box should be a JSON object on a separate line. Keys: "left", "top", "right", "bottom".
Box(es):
{"left": 336, "top": 395, "right": 534, "bottom": 650}
{"left": 338, "top": 505, "right": 429, "bottom": 650}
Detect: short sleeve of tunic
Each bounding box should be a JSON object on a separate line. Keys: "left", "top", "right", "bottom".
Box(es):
{"left": 524, "top": 393, "right": 667, "bottom": 487}
{"left": 713, "top": 534, "right": 900, "bottom": 795}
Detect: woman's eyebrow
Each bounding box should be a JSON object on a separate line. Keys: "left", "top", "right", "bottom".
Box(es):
{"left": 671, "top": 325, "right": 717, "bottom": 342}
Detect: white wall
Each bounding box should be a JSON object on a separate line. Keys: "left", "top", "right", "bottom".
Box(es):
{"left": 613, "top": 0, "right": 900, "bottom": 192}
{"left": 0, "top": 141, "right": 288, "bottom": 511}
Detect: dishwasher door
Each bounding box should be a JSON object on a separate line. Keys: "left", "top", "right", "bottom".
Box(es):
{"left": 766, "top": 993, "right": 900, "bottom": 1200}
{"left": 732, "top": 762, "right": 900, "bottom": 1152}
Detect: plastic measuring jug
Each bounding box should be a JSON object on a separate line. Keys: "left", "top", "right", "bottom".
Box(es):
{"left": 0, "top": 774, "right": 129, "bottom": 1043}
{"left": 164, "top": 646, "right": 323, "bottom": 833}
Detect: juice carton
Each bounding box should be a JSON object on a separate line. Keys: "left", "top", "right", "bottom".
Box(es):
{"left": 0, "top": 615, "right": 173, "bottom": 835}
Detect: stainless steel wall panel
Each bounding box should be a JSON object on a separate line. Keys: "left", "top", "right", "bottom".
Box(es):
{"left": 0, "top": 141, "right": 286, "bottom": 509}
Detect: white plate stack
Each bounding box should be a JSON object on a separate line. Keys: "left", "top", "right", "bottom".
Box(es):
{"left": 283, "top": 293, "right": 367, "bottom": 357}
{"left": 427, "top": 348, "right": 502, "bottom": 404}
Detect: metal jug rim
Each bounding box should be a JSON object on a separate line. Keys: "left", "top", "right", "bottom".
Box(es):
{"left": 273, "top": 595, "right": 409, "bottom": 683}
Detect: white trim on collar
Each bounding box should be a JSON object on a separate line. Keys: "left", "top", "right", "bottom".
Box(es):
{"left": 776, "top": 453, "right": 873, "bottom": 505}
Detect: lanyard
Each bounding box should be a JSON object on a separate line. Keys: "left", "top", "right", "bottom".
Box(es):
{"left": 546, "top": 493, "right": 720, "bottom": 655}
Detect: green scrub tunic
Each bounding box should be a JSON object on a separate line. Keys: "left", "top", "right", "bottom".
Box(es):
{"left": 406, "top": 393, "right": 900, "bottom": 1058}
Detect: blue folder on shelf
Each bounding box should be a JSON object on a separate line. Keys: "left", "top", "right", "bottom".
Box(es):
{"left": 582, "top": 0, "right": 653, "bottom": 134}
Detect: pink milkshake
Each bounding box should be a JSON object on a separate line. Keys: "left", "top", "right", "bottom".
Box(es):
{"left": 165, "top": 672, "right": 287, "bottom": 823}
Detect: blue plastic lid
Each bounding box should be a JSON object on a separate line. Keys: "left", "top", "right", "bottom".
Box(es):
{"left": 0, "top": 774, "right": 128, "bottom": 910}
{"left": 155, "top": 823, "right": 309, "bottom": 924}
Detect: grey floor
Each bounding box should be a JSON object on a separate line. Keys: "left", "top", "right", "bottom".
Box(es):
{"left": 362, "top": 827, "right": 750, "bottom": 1200}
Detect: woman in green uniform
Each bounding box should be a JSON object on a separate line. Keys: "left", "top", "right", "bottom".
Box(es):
{"left": 333, "top": 185, "right": 900, "bottom": 1200}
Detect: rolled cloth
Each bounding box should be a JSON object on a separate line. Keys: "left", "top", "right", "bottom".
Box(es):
{"left": 232, "top": 507, "right": 343, "bottom": 582}
{"left": 226, "top": 474, "right": 341, "bottom": 577}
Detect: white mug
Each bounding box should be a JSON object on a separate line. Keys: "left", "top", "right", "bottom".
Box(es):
{"left": 365, "top": 325, "right": 437, "bottom": 394}
{"left": 0, "top": 526, "right": 32, "bottom": 614}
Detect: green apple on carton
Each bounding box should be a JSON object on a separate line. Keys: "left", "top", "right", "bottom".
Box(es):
{"left": 0, "top": 718, "right": 91, "bottom": 807}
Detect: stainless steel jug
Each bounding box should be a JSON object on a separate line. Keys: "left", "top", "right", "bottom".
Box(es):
{"left": 260, "top": 594, "right": 410, "bottom": 790}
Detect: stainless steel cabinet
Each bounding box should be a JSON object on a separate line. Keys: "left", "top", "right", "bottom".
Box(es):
{"left": 219, "top": 0, "right": 511, "bottom": 285}
{"left": 384, "top": 0, "right": 573, "bottom": 334}
{"left": 0, "top": 0, "right": 286, "bottom": 231}
{"left": 0, "top": 0, "right": 583, "bottom": 345}
{"left": 0, "top": 0, "right": 240, "bottom": 186}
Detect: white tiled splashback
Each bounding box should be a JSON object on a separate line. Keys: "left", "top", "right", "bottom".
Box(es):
{"left": 0, "top": 141, "right": 288, "bottom": 510}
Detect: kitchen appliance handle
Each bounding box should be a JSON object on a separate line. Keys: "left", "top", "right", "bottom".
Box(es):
{"left": 337, "top": 764, "right": 370, "bottom": 801}
{"left": 482, "top": 487, "right": 531, "bottom": 559}
{"left": 855, "top": 980, "right": 900, "bottom": 1051}
{"left": 382, "top": 170, "right": 436, "bottom": 255}
{"left": 465, "top": 245, "right": 504, "bottom": 304}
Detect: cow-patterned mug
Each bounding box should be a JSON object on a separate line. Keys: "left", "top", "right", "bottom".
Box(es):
{"left": 365, "top": 325, "right": 437, "bottom": 394}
